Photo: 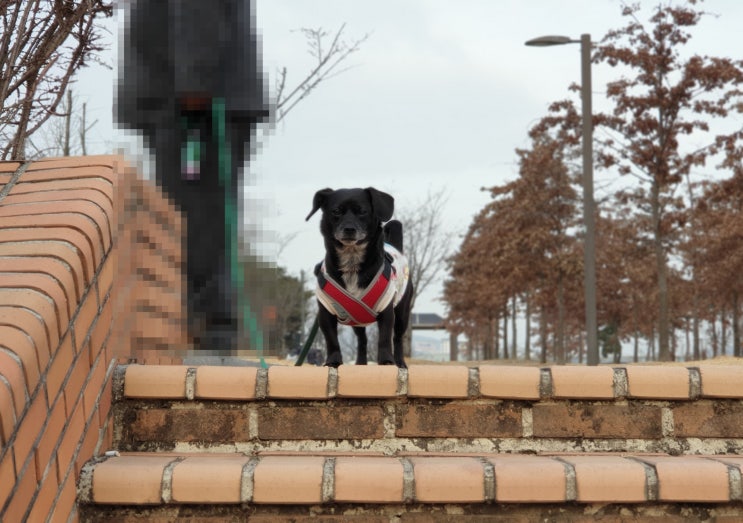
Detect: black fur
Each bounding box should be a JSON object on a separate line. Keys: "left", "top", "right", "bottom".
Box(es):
{"left": 307, "top": 187, "right": 413, "bottom": 368}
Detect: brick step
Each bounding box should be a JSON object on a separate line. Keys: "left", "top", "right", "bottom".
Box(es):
{"left": 77, "top": 451, "right": 743, "bottom": 521}
{"left": 114, "top": 364, "right": 743, "bottom": 455}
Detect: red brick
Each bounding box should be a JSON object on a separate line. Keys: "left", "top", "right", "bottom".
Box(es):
{"left": 3, "top": 185, "right": 114, "bottom": 221}
{"left": 90, "top": 299, "right": 113, "bottom": 363}
{"left": 0, "top": 288, "right": 61, "bottom": 348}
{"left": 408, "top": 365, "right": 469, "bottom": 398}
{"left": 0, "top": 325, "right": 41, "bottom": 391}
{"left": 73, "top": 290, "right": 99, "bottom": 353}
{"left": 267, "top": 366, "right": 328, "bottom": 399}
{"left": 13, "top": 393, "right": 47, "bottom": 475}
{"left": 36, "top": 398, "right": 66, "bottom": 480}
{"left": 171, "top": 455, "right": 251, "bottom": 503}
{"left": 673, "top": 401, "right": 743, "bottom": 438}
{"left": 23, "top": 156, "right": 117, "bottom": 180}
{"left": 698, "top": 366, "right": 743, "bottom": 398}
{"left": 91, "top": 455, "right": 176, "bottom": 504}
{"left": 337, "top": 365, "right": 399, "bottom": 398}
{"left": 64, "top": 352, "right": 89, "bottom": 418}
{"left": 396, "top": 403, "right": 521, "bottom": 438}
{"left": 491, "top": 455, "right": 566, "bottom": 502}
{"left": 57, "top": 401, "right": 85, "bottom": 480}
{"left": 26, "top": 465, "right": 59, "bottom": 523}
{"left": 257, "top": 405, "right": 385, "bottom": 440}
{"left": 625, "top": 366, "right": 690, "bottom": 399}
{"left": 0, "top": 450, "right": 15, "bottom": 510}
{"left": 0, "top": 348, "right": 28, "bottom": 414}
{"left": 479, "top": 365, "right": 541, "bottom": 400}
{"left": 0, "top": 305, "right": 51, "bottom": 374}
{"left": 0, "top": 253, "right": 76, "bottom": 328}
{"left": 195, "top": 366, "right": 257, "bottom": 400}
{"left": 532, "top": 403, "right": 663, "bottom": 439}
{"left": 123, "top": 365, "right": 188, "bottom": 398}
{"left": 334, "top": 457, "right": 404, "bottom": 503}
{"left": 0, "top": 200, "right": 111, "bottom": 252}
{"left": 125, "top": 408, "right": 250, "bottom": 444}
{"left": 96, "top": 254, "right": 114, "bottom": 306}
{"left": 0, "top": 382, "right": 17, "bottom": 444}
{"left": 97, "top": 367, "right": 114, "bottom": 429}
{"left": 550, "top": 366, "right": 615, "bottom": 399}
{"left": 46, "top": 333, "right": 74, "bottom": 407}
{"left": 0, "top": 257, "right": 78, "bottom": 320}
{"left": 5, "top": 462, "right": 37, "bottom": 523}
{"left": 637, "top": 456, "right": 730, "bottom": 502}
{"left": 411, "top": 457, "right": 484, "bottom": 503}
{"left": 560, "top": 455, "right": 647, "bottom": 502}
{"left": 0, "top": 212, "right": 104, "bottom": 269}
{"left": 76, "top": 416, "right": 100, "bottom": 471}
{"left": 48, "top": 472, "right": 77, "bottom": 523}
{"left": 0, "top": 241, "right": 86, "bottom": 300}
{"left": 10, "top": 176, "right": 113, "bottom": 207}
{"left": 0, "top": 228, "right": 93, "bottom": 283}
{"left": 253, "top": 456, "right": 324, "bottom": 504}
{"left": 83, "top": 356, "right": 107, "bottom": 423}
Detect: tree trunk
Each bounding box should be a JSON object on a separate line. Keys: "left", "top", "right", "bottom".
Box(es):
{"left": 651, "top": 179, "right": 671, "bottom": 360}
{"left": 556, "top": 273, "right": 566, "bottom": 364}
{"left": 511, "top": 296, "right": 517, "bottom": 359}
{"left": 525, "top": 294, "right": 531, "bottom": 360}
{"left": 502, "top": 305, "right": 509, "bottom": 360}
{"left": 63, "top": 90, "right": 71, "bottom": 156}
{"left": 721, "top": 304, "right": 727, "bottom": 356}
{"left": 733, "top": 291, "right": 741, "bottom": 358}
{"left": 711, "top": 310, "right": 718, "bottom": 358}
{"left": 449, "top": 332, "right": 458, "bottom": 362}
{"left": 539, "top": 307, "right": 547, "bottom": 364}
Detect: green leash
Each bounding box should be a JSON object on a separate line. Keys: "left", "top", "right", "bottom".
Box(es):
{"left": 212, "top": 98, "right": 267, "bottom": 368}
{"left": 295, "top": 316, "right": 319, "bottom": 366}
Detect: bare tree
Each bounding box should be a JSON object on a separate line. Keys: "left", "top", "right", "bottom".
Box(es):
{"left": 274, "top": 24, "right": 370, "bottom": 123}
{"left": 27, "top": 89, "right": 98, "bottom": 159}
{"left": 397, "top": 188, "right": 453, "bottom": 311}
{"left": 396, "top": 188, "right": 452, "bottom": 357}
{"left": 0, "top": 0, "right": 112, "bottom": 160}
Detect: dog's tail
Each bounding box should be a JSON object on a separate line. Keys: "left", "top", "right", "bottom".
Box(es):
{"left": 383, "top": 220, "right": 404, "bottom": 252}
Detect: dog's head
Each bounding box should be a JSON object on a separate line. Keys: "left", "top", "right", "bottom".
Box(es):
{"left": 306, "top": 188, "right": 394, "bottom": 246}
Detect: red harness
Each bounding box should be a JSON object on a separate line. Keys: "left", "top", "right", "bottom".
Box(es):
{"left": 315, "top": 257, "right": 395, "bottom": 326}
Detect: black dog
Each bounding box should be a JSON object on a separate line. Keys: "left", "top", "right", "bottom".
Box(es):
{"left": 306, "top": 188, "right": 413, "bottom": 368}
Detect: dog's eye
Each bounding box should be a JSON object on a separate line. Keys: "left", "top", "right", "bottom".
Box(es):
{"left": 358, "top": 209, "right": 368, "bottom": 216}
{"left": 331, "top": 208, "right": 343, "bottom": 217}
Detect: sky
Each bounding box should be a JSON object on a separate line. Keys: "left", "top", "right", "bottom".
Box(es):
{"left": 74, "top": 0, "right": 743, "bottom": 322}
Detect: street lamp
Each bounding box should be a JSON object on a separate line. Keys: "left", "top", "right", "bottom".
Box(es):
{"left": 526, "top": 33, "right": 598, "bottom": 366}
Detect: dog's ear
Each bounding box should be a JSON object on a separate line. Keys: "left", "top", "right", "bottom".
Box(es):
{"left": 366, "top": 188, "right": 394, "bottom": 222}
{"left": 306, "top": 188, "right": 334, "bottom": 221}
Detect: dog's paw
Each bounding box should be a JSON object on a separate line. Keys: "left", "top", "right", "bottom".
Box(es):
{"left": 324, "top": 353, "right": 344, "bottom": 368}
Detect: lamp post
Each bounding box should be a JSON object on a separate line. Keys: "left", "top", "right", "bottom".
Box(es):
{"left": 525, "top": 34, "right": 598, "bottom": 366}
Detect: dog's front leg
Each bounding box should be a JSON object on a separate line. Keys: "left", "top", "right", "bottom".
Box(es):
{"left": 376, "top": 304, "right": 395, "bottom": 365}
{"left": 353, "top": 326, "right": 368, "bottom": 365}
{"left": 318, "top": 303, "right": 343, "bottom": 367}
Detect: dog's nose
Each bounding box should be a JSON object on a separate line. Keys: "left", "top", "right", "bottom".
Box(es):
{"left": 342, "top": 227, "right": 356, "bottom": 237}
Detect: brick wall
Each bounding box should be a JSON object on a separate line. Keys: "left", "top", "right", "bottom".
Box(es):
{"left": 0, "top": 155, "right": 186, "bottom": 522}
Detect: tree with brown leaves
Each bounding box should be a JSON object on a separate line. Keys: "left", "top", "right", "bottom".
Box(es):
{"left": 592, "top": 1, "right": 743, "bottom": 360}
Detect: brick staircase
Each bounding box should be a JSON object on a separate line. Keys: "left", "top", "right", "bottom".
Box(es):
{"left": 77, "top": 363, "right": 743, "bottom": 521}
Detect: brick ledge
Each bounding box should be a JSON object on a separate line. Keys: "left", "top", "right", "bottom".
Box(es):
{"left": 79, "top": 452, "right": 743, "bottom": 505}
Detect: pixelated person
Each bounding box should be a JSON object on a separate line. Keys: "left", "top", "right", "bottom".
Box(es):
{"left": 116, "top": 1, "right": 268, "bottom": 351}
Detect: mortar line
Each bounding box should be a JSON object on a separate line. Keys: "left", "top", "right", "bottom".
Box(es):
{"left": 401, "top": 457, "right": 415, "bottom": 503}
{"left": 240, "top": 457, "right": 260, "bottom": 503}
{"left": 626, "top": 456, "right": 659, "bottom": 501}
{"left": 161, "top": 456, "right": 185, "bottom": 503}
{"left": 553, "top": 457, "right": 577, "bottom": 501}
